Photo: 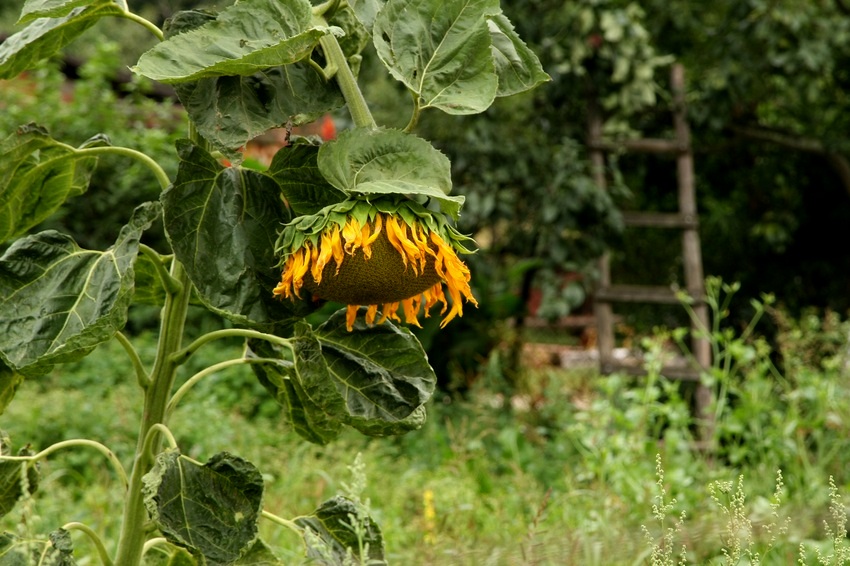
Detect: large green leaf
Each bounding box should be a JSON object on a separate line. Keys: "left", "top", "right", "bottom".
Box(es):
{"left": 176, "top": 65, "right": 344, "bottom": 160}
{"left": 234, "top": 539, "right": 284, "bottom": 565}
{"left": 0, "top": 125, "right": 99, "bottom": 244}
{"left": 317, "top": 128, "right": 464, "bottom": 218}
{"left": 487, "top": 12, "right": 550, "bottom": 97}
{"left": 295, "top": 496, "right": 385, "bottom": 565}
{"left": 161, "top": 10, "right": 345, "bottom": 159}
{"left": 0, "top": 202, "right": 159, "bottom": 378}
{"left": 348, "top": 0, "right": 384, "bottom": 31}
{"left": 0, "top": 432, "right": 39, "bottom": 520}
{"left": 313, "top": 309, "right": 435, "bottom": 436}
{"left": 373, "top": 0, "right": 499, "bottom": 114}
{"left": 267, "top": 143, "right": 346, "bottom": 216}
{"left": 0, "top": 0, "right": 123, "bottom": 79}
{"left": 249, "top": 312, "right": 435, "bottom": 442}
{"left": 143, "top": 450, "right": 264, "bottom": 564}
{"left": 162, "top": 140, "right": 313, "bottom": 329}
{"left": 247, "top": 339, "right": 344, "bottom": 446}
{"left": 17, "top": 0, "right": 98, "bottom": 23}
{"left": 133, "top": 0, "right": 334, "bottom": 83}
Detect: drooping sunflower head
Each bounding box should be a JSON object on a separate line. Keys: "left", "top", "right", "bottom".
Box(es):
{"left": 273, "top": 199, "right": 477, "bottom": 331}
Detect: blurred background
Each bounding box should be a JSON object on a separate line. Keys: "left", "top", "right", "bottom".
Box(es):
{"left": 3, "top": 1, "right": 850, "bottom": 564}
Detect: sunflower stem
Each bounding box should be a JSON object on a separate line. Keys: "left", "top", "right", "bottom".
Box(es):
{"left": 319, "top": 33, "right": 376, "bottom": 129}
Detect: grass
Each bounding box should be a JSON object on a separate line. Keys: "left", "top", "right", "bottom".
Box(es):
{"left": 3, "top": 298, "right": 850, "bottom": 565}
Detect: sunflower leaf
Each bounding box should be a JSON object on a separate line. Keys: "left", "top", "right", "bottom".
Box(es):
{"left": 133, "top": 0, "right": 335, "bottom": 83}
{"left": 162, "top": 140, "right": 314, "bottom": 329}
{"left": 373, "top": 0, "right": 499, "bottom": 114}
{"left": 247, "top": 338, "right": 344, "bottom": 445}
{"left": 487, "top": 12, "right": 550, "bottom": 97}
{"left": 161, "top": 9, "right": 344, "bottom": 160}
{"left": 0, "top": 0, "right": 124, "bottom": 79}
{"left": 296, "top": 496, "right": 386, "bottom": 565}
{"left": 0, "top": 124, "right": 98, "bottom": 244}
{"left": 317, "top": 127, "right": 464, "bottom": 219}
{"left": 267, "top": 144, "right": 346, "bottom": 216}
{"left": 17, "top": 0, "right": 100, "bottom": 23}
{"left": 0, "top": 202, "right": 159, "bottom": 378}
{"left": 313, "top": 309, "right": 435, "bottom": 436}
{"left": 142, "top": 450, "right": 263, "bottom": 563}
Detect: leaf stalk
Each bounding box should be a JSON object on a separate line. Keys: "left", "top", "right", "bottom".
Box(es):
{"left": 62, "top": 522, "right": 115, "bottom": 566}
{"left": 170, "top": 328, "right": 292, "bottom": 365}
{"left": 0, "top": 439, "right": 129, "bottom": 491}
{"left": 115, "top": 331, "right": 151, "bottom": 389}
{"left": 166, "top": 357, "right": 281, "bottom": 418}
{"left": 319, "top": 33, "right": 376, "bottom": 129}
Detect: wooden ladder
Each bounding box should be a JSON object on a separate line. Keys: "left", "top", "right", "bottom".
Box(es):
{"left": 588, "top": 64, "right": 713, "bottom": 439}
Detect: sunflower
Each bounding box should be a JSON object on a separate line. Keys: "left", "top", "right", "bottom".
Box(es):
{"left": 273, "top": 199, "right": 477, "bottom": 331}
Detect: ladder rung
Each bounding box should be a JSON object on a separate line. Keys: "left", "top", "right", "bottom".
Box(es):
{"left": 622, "top": 211, "right": 698, "bottom": 229}
{"left": 588, "top": 138, "right": 687, "bottom": 154}
{"left": 600, "top": 357, "right": 702, "bottom": 381}
{"left": 595, "top": 284, "right": 683, "bottom": 304}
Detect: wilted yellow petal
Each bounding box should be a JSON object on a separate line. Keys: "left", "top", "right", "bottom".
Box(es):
{"left": 402, "top": 297, "right": 421, "bottom": 327}
{"left": 342, "top": 216, "right": 362, "bottom": 255}
{"left": 346, "top": 304, "right": 359, "bottom": 331}
{"left": 377, "top": 302, "right": 401, "bottom": 324}
{"left": 313, "top": 232, "right": 335, "bottom": 284}
{"left": 329, "top": 224, "right": 344, "bottom": 274}
{"left": 365, "top": 304, "right": 379, "bottom": 324}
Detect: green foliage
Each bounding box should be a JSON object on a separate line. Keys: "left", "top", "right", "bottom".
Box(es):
{"left": 162, "top": 140, "right": 310, "bottom": 329}
{"left": 0, "top": 203, "right": 159, "bottom": 380}
{"left": 318, "top": 127, "right": 463, "bottom": 218}
{"left": 143, "top": 450, "right": 264, "bottom": 563}
{"left": 0, "top": 0, "right": 548, "bottom": 563}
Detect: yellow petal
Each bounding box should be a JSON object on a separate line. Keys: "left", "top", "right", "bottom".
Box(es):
{"left": 346, "top": 304, "right": 359, "bottom": 331}
{"left": 342, "top": 216, "right": 362, "bottom": 255}
{"left": 402, "top": 297, "right": 422, "bottom": 327}
{"left": 365, "top": 304, "right": 379, "bottom": 325}
{"left": 313, "top": 232, "right": 335, "bottom": 284}
{"left": 330, "top": 224, "right": 344, "bottom": 274}
{"left": 377, "top": 302, "right": 401, "bottom": 324}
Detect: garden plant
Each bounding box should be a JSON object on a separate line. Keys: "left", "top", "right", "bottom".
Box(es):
{"left": 0, "top": 0, "right": 548, "bottom": 563}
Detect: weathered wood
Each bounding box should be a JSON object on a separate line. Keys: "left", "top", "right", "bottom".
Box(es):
{"left": 621, "top": 211, "right": 699, "bottom": 229}
{"left": 589, "top": 63, "right": 715, "bottom": 445}
{"left": 594, "top": 284, "right": 700, "bottom": 305}
{"left": 588, "top": 138, "right": 686, "bottom": 154}
{"left": 599, "top": 357, "right": 702, "bottom": 381}
{"left": 587, "top": 98, "right": 616, "bottom": 365}
{"left": 671, "top": 64, "right": 713, "bottom": 441}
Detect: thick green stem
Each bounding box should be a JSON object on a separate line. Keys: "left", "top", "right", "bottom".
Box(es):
{"left": 319, "top": 34, "right": 376, "bottom": 129}
{"left": 113, "top": 261, "right": 192, "bottom": 566}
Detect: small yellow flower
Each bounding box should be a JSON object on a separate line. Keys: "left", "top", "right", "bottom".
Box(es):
{"left": 274, "top": 201, "right": 477, "bottom": 331}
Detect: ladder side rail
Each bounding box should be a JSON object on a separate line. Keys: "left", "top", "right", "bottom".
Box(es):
{"left": 587, "top": 100, "right": 616, "bottom": 368}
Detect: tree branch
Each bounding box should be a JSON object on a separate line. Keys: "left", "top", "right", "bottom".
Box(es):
{"left": 731, "top": 125, "right": 850, "bottom": 197}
